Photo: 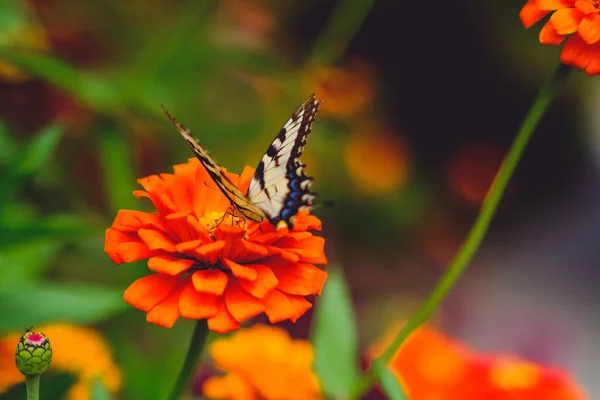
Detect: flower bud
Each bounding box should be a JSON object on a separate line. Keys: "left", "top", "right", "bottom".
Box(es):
{"left": 15, "top": 329, "right": 52, "bottom": 376}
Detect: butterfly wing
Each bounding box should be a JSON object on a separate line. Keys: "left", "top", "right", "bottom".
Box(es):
{"left": 162, "top": 105, "right": 266, "bottom": 222}
{"left": 247, "top": 95, "right": 321, "bottom": 228}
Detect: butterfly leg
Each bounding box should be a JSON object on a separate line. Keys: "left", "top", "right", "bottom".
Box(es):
{"left": 215, "top": 206, "right": 233, "bottom": 227}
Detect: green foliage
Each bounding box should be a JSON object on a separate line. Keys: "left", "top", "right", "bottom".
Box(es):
{"left": 0, "top": 123, "right": 64, "bottom": 205}
{"left": 91, "top": 380, "right": 113, "bottom": 400}
{"left": 0, "top": 372, "right": 77, "bottom": 400}
{"left": 0, "top": 285, "right": 128, "bottom": 334}
{"left": 312, "top": 268, "right": 361, "bottom": 399}
{"left": 98, "top": 122, "right": 138, "bottom": 212}
{"left": 0, "top": 50, "right": 121, "bottom": 113}
{"left": 379, "top": 363, "right": 407, "bottom": 400}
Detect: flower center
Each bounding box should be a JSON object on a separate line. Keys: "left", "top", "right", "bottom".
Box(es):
{"left": 199, "top": 210, "right": 246, "bottom": 236}
{"left": 190, "top": 259, "right": 229, "bottom": 274}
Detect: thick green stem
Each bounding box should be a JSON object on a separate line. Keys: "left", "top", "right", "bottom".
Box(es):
{"left": 167, "top": 320, "right": 209, "bottom": 400}
{"left": 351, "top": 64, "right": 572, "bottom": 399}
{"left": 25, "top": 375, "right": 40, "bottom": 400}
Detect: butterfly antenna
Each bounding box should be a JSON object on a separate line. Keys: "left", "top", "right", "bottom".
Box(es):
{"left": 309, "top": 200, "right": 335, "bottom": 212}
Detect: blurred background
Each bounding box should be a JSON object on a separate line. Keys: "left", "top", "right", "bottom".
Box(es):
{"left": 1, "top": 0, "right": 599, "bottom": 398}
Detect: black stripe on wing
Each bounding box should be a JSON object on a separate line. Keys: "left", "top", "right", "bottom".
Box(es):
{"left": 161, "top": 105, "right": 266, "bottom": 222}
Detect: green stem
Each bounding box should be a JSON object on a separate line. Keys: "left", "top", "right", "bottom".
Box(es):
{"left": 167, "top": 320, "right": 209, "bottom": 400}
{"left": 25, "top": 375, "right": 40, "bottom": 400}
{"left": 351, "top": 63, "right": 572, "bottom": 399}
{"left": 309, "top": 0, "right": 376, "bottom": 65}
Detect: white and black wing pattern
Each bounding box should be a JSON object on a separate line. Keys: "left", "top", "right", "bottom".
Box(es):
{"left": 247, "top": 94, "right": 321, "bottom": 228}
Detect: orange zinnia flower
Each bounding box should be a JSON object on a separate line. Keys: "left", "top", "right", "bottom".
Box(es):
{"left": 0, "top": 323, "right": 121, "bottom": 400}
{"left": 202, "top": 324, "right": 322, "bottom": 400}
{"left": 105, "top": 158, "right": 327, "bottom": 333}
{"left": 370, "top": 324, "right": 587, "bottom": 399}
{"left": 520, "top": 0, "right": 600, "bottom": 74}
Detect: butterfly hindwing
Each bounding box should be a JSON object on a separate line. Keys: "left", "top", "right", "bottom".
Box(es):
{"left": 247, "top": 95, "right": 321, "bottom": 227}
{"left": 161, "top": 105, "right": 266, "bottom": 222}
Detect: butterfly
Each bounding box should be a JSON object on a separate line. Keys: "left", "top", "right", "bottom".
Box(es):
{"left": 162, "top": 94, "right": 322, "bottom": 229}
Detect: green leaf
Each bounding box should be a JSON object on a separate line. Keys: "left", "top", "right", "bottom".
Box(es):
{"left": 0, "top": 123, "right": 65, "bottom": 208}
{"left": 91, "top": 380, "right": 113, "bottom": 400}
{"left": 0, "top": 214, "right": 97, "bottom": 247}
{"left": 312, "top": 268, "right": 360, "bottom": 399}
{"left": 98, "top": 121, "right": 138, "bottom": 212}
{"left": 0, "top": 121, "right": 17, "bottom": 164}
{"left": 378, "top": 362, "right": 407, "bottom": 400}
{"left": 12, "top": 123, "right": 64, "bottom": 177}
{"left": 0, "top": 284, "right": 128, "bottom": 334}
{"left": 0, "top": 241, "right": 62, "bottom": 288}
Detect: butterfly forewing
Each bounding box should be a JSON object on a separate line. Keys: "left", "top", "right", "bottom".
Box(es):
{"left": 247, "top": 95, "right": 321, "bottom": 227}
{"left": 161, "top": 105, "right": 266, "bottom": 222}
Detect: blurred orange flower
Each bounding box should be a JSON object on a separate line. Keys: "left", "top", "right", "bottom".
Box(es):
{"left": 371, "top": 324, "right": 587, "bottom": 399}
{"left": 344, "top": 124, "right": 411, "bottom": 196}
{"left": 303, "top": 59, "right": 376, "bottom": 117}
{"left": 0, "top": 323, "right": 121, "bottom": 400}
{"left": 447, "top": 142, "right": 505, "bottom": 206}
{"left": 520, "top": 0, "right": 600, "bottom": 74}
{"left": 203, "top": 324, "right": 322, "bottom": 400}
{"left": 105, "top": 158, "right": 327, "bottom": 333}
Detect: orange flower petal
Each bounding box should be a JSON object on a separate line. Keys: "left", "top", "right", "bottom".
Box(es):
{"left": 137, "top": 174, "right": 163, "bottom": 191}
{"left": 540, "top": 21, "right": 568, "bottom": 44}
{"left": 148, "top": 255, "right": 194, "bottom": 276}
{"left": 292, "top": 211, "right": 322, "bottom": 231}
{"left": 166, "top": 175, "right": 194, "bottom": 213}
{"left": 578, "top": 12, "right": 600, "bottom": 43}
{"left": 267, "top": 247, "right": 300, "bottom": 262}
{"left": 203, "top": 373, "right": 257, "bottom": 400}
{"left": 179, "top": 281, "right": 218, "bottom": 319}
{"left": 195, "top": 241, "right": 226, "bottom": 264}
{"left": 138, "top": 229, "right": 176, "bottom": 252}
{"left": 270, "top": 262, "right": 327, "bottom": 296}
{"left": 561, "top": 33, "right": 594, "bottom": 68}
{"left": 287, "top": 231, "right": 313, "bottom": 241}
{"left": 192, "top": 269, "right": 229, "bottom": 295}
{"left": 520, "top": 0, "right": 550, "bottom": 28}
{"left": 262, "top": 290, "right": 312, "bottom": 323}
{"left": 231, "top": 241, "right": 270, "bottom": 263}
{"left": 575, "top": 0, "right": 597, "bottom": 13}
{"left": 186, "top": 215, "right": 213, "bottom": 243}
{"left": 225, "top": 282, "right": 265, "bottom": 322}
{"left": 176, "top": 239, "right": 202, "bottom": 254}
{"left": 238, "top": 264, "right": 279, "bottom": 298}
{"left": 238, "top": 166, "right": 255, "bottom": 194}
{"left": 223, "top": 258, "right": 258, "bottom": 281}
{"left": 536, "top": 0, "right": 576, "bottom": 10}
{"left": 214, "top": 224, "right": 246, "bottom": 241}
{"left": 146, "top": 285, "right": 182, "bottom": 328}
{"left": 250, "top": 230, "right": 287, "bottom": 245}
{"left": 550, "top": 8, "right": 584, "bottom": 35}
{"left": 115, "top": 241, "right": 151, "bottom": 263}
{"left": 124, "top": 274, "right": 177, "bottom": 312}
{"left": 208, "top": 298, "right": 240, "bottom": 333}
{"left": 104, "top": 228, "right": 136, "bottom": 264}
{"left": 286, "top": 236, "right": 326, "bottom": 261}
{"left": 584, "top": 44, "right": 600, "bottom": 73}
{"left": 165, "top": 212, "right": 194, "bottom": 242}
{"left": 111, "top": 210, "right": 165, "bottom": 232}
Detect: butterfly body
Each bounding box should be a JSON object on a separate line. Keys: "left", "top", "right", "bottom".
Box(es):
{"left": 163, "top": 95, "right": 321, "bottom": 229}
